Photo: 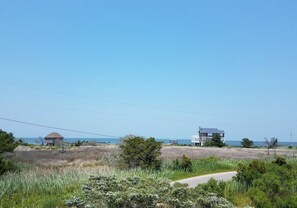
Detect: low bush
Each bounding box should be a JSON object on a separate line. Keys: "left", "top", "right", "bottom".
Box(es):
{"left": 119, "top": 136, "right": 162, "bottom": 170}
{"left": 247, "top": 188, "right": 271, "bottom": 208}
{"left": 172, "top": 155, "right": 192, "bottom": 172}
{"left": 273, "top": 156, "right": 287, "bottom": 166}
{"left": 235, "top": 160, "right": 266, "bottom": 187}
{"left": 74, "top": 140, "right": 83, "bottom": 147}
{"left": 0, "top": 157, "right": 16, "bottom": 175}
{"left": 67, "top": 175, "right": 235, "bottom": 208}
{"left": 180, "top": 155, "right": 193, "bottom": 171}
{"left": 228, "top": 157, "right": 297, "bottom": 207}
{"left": 197, "top": 178, "right": 226, "bottom": 197}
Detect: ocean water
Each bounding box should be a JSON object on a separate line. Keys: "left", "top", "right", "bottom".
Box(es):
{"left": 20, "top": 137, "right": 296, "bottom": 147}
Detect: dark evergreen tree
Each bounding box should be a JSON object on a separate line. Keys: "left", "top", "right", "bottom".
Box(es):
{"left": 210, "top": 134, "right": 225, "bottom": 147}
{"left": 119, "top": 136, "right": 162, "bottom": 170}
{"left": 0, "top": 129, "right": 18, "bottom": 175}
{"left": 0, "top": 129, "right": 18, "bottom": 154}
{"left": 241, "top": 138, "right": 254, "bottom": 148}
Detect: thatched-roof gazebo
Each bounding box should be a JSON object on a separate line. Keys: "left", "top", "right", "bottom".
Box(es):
{"left": 44, "top": 132, "right": 64, "bottom": 146}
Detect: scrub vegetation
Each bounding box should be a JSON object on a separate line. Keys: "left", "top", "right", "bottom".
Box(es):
{"left": 200, "top": 157, "right": 297, "bottom": 208}
{"left": 0, "top": 129, "right": 19, "bottom": 175}
{"left": 1, "top": 131, "right": 297, "bottom": 207}
{"left": 66, "top": 175, "right": 234, "bottom": 208}
{"left": 0, "top": 157, "right": 238, "bottom": 207}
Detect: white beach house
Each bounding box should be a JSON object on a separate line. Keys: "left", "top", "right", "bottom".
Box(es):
{"left": 192, "top": 127, "right": 225, "bottom": 146}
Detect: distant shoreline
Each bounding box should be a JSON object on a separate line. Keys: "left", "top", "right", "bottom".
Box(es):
{"left": 19, "top": 137, "right": 297, "bottom": 147}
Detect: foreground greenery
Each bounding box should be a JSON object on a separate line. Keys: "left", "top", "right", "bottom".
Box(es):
{"left": 2, "top": 134, "right": 297, "bottom": 207}
{"left": 0, "top": 157, "right": 237, "bottom": 208}
{"left": 1, "top": 155, "right": 297, "bottom": 207}
{"left": 64, "top": 157, "right": 297, "bottom": 208}
{"left": 229, "top": 157, "right": 297, "bottom": 207}
{"left": 66, "top": 175, "right": 234, "bottom": 208}
{"left": 196, "top": 157, "right": 297, "bottom": 207}
{"left": 0, "top": 167, "right": 87, "bottom": 207}
{"left": 167, "top": 157, "right": 238, "bottom": 180}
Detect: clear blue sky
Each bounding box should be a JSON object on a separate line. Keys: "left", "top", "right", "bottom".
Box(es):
{"left": 0, "top": 0, "right": 297, "bottom": 141}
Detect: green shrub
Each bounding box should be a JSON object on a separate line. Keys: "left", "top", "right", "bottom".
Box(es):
{"left": 0, "top": 129, "right": 19, "bottom": 175}
{"left": 0, "top": 129, "right": 19, "bottom": 154}
{"left": 232, "top": 159, "right": 297, "bottom": 207}
{"left": 235, "top": 160, "right": 266, "bottom": 186}
{"left": 180, "top": 155, "right": 193, "bottom": 171}
{"left": 197, "top": 178, "right": 226, "bottom": 197}
{"left": 196, "top": 194, "right": 234, "bottom": 208}
{"left": 247, "top": 188, "right": 271, "bottom": 208}
{"left": 74, "top": 140, "right": 83, "bottom": 147}
{"left": 81, "top": 175, "right": 165, "bottom": 207}
{"left": 275, "top": 195, "right": 297, "bottom": 208}
{"left": 273, "top": 156, "right": 287, "bottom": 166}
{"left": 204, "top": 134, "right": 225, "bottom": 148}
{"left": 203, "top": 140, "right": 212, "bottom": 147}
{"left": 65, "top": 196, "right": 88, "bottom": 208}
{"left": 119, "top": 136, "right": 162, "bottom": 170}
{"left": 172, "top": 155, "right": 193, "bottom": 172}
{"left": 0, "top": 157, "right": 16, "bottom": 175}
{"left": 69, "top": 175, "right": 234, "bottom": 208}
{"left": 252, "top": 173, "right": 281, "bottom": 198}
{"left": 172, "top": 158, "right": 180, "bottom": 170}
{"left": 241, "top": 138, "right": 254, "bottom": 148}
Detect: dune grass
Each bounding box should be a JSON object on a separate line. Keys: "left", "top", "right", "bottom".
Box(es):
{"left": 0, "top": 165, "right": 117, "bottom": 207}
{"left": 163, "top": 156, "right": 240, "bottom": 180}
{"left": 0, "top": 157, "right": 240, "bottom": 207}
{"left": 0, "top": 167, "right": 88, "bottom": 207}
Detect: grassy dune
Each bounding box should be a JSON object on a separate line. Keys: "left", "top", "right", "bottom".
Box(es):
{"left": 0, "top": 154, "right": 238, "bottom": 207}
{"left": 3, "top": 144, "right": 292, "bottom": 207}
